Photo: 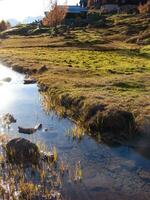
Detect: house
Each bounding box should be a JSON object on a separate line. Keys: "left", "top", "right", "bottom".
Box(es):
{"left": 64, "top": 5, "right": 88, "bottom": 26}
{"left": 65, "top": 6, "right": 88, "bottom": 19}
{"left": 44, "top": 5, "right": 88, "bottom": 19}
{"left": 44, "top": 5, "right": 88, "bottom": 26}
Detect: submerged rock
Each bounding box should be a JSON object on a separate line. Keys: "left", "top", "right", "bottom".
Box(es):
{"left": 2, "top": 77, "right": 12, "bottom": 82}
{"left": 24, "top": 77, "right": 36, "bottom": 84}
{"left": 18, "top": 126, "right": 36, "bottom": 134}
{"left": 18, "top": 123, "right": 42, "bottom": 134}
{"left": 6, "top": 138, "right": 40, "bottom": 165}
{"left": 43, "top": 128, "right": 48, "bottom": 132}
{"left": 34, "top": 123, "right": 42, "bottom": 130}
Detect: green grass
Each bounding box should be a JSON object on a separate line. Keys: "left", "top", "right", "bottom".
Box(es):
{"left": 0, "top": 13, "right": 150, "bottom": 132}
{"left": 0, "top": 46, "right": 149, "bottom": 125}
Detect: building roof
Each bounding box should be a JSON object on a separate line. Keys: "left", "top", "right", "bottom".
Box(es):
{"left": 44, "top": 5, "right": 88, "bottom": 17}
{"left": 67, "top": 6, "right": 88, "bottom": 14}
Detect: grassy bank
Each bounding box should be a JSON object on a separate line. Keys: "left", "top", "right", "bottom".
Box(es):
{"left": 0, "top": 14, "right": 150, "bottom": 143}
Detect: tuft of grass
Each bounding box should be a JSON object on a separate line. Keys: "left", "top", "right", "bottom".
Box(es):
{"left": 53, "top": 146, "right": 58, "bottom": 162}
{"left": 66, "top": 126, "right": 85, "bottom": 140}
{"left": 74, "top": 161, "right": 83, "bottom": 182}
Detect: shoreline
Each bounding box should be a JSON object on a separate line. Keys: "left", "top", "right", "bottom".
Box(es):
{"left": 0, "top": 58, "right": 147, "bottom": 144}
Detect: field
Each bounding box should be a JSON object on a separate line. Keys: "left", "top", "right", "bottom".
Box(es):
{"left": 0, "top": 13, "right": 150, "bottom": 142}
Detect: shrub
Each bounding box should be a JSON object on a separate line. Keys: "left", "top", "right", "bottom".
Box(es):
{"left": 42, "top": 1, "right": 67, "bottom": 27}
{"left": 138, "top": 1, "right": 150, "bottom": 14}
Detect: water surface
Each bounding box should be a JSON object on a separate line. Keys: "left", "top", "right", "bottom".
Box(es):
{"left": 0, "top": 64, "right": 149, "bottom": 200}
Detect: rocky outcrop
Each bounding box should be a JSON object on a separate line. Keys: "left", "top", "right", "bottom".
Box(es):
{"left": 2, "top": 77, "right": 12, "bottom": 82}
{"left": 5, "top": 138, "right": 54, "bottom": 165}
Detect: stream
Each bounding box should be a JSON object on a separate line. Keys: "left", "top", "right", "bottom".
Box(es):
{"left": 0, "top": 63, "right": 149, "bottom": 200}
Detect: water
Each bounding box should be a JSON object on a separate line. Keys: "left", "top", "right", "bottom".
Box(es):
{"left": 0, "top": 64, "right": 149, "bottom": 200}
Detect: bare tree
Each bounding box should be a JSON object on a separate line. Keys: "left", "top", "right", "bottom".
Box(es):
{"left": 0, "top": 20, "right": 11, "bottom": 32}
{"left": 42, "top": 0, "right": 67, "bottom": 27}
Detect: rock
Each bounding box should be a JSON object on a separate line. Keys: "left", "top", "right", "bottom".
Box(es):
{"left": 38, "top": 65, "right": 48, "bottom": 73}
{"left": 18, "top": 123, "right": 42, "bottom": 134}
{"left": 2, "top": 77, "right": 12, "bottom": 82}
{"left": 34, "top": 123, "right": 42, "bottom": 130}
{"left": 40, "top": 151, "right": 54, "bottom": 162}
{"left": 43, "top": 128, "right": 48, "bottom": 132}
{"left": 18, "top": 126, "right": 36, "bottom": 134}
{"left": 12, "top": 65, "right": 24, "bottom": 73}
{"left": 101, "top": 110, "right": 136, "bottom": 142}
{"left": 6, "top": 138, "right": 40, "bottom": 165}
{"left": 24, "top": 78, "right": 36, "bottom": 84}
{"left": 2, "top": 113, "right": 16, "bottom": 126}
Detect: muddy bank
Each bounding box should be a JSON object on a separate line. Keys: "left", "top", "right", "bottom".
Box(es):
{"left": 0, "top": 58, "right": 149, "bottom": 144}
{"left": 39, "top": 89, "right": 150, "bottom": 159}
{"left": 40, "top": 88, "right": 137, "bottom": 143}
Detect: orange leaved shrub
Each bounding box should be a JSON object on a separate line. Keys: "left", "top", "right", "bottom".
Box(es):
{"left": 138, "top": 0, "right": 150, "bottom": 14}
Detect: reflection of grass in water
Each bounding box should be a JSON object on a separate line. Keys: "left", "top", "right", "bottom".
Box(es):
{"left": 74, "top": 161, "right": 83, "bottom": 182}
{"left": 53, "top": 146, "right": 58, "bottom": 162}
{"left": 0, "top": 134, "right": 83, "bottom": 199}
{"left": 66, "top": 125, "right": 85, "bottom": 140}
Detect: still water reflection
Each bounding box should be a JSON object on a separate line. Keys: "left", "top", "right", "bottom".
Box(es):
{"left": 0, "top": 64, "right": 149, "bottom": 200}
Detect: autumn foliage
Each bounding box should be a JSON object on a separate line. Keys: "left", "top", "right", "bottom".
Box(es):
{"left": 42, "top": 1, "right": 67, "bottom": 27}
{"left": 138, "top": 0, "right": 150, "bottom": 13}
{"left": 87, "top": 0, "right": 95, "bottom": 7}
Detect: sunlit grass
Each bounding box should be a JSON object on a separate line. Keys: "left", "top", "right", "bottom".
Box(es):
{"left": 0, "top": 13, "right": 149, "bottom": 129}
